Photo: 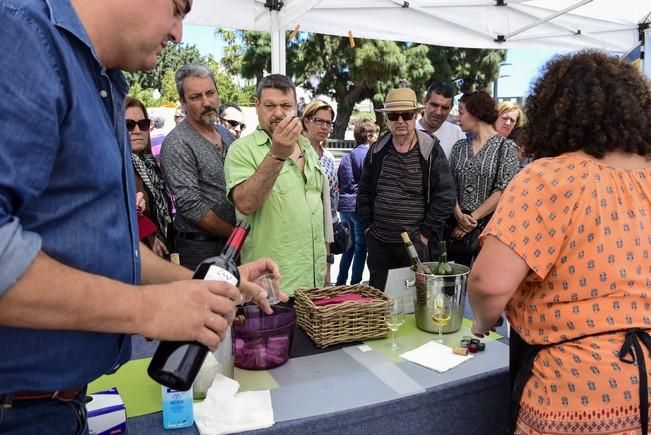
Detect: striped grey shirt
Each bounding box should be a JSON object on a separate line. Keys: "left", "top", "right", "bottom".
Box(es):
{"left": 372, "top": 144, "right": 425, "bottom": 243}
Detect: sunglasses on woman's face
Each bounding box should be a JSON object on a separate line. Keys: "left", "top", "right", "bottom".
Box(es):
{"left": 221, "top": 117, "right": 246, "bottom": 130}
{"left": 126, "top": 119, "right": 151, "bottom": 132}
{"left": 386, "top": 112, "right": 416, "bottom": 121}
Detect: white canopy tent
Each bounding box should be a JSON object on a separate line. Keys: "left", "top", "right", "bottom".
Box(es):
{"left": 186, "top": 0, "right": 650, "bottom": 75}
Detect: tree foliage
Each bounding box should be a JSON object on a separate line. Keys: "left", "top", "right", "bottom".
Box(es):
{"left": 219, "top": 31, "right": 505, "bottom": 138}
{"left": 124, "top": 42, "right": 255, "bottom": 106}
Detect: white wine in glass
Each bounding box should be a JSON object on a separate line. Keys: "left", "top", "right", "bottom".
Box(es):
{"left": 386, "top": 299, "right": 405, "bottom": 351}
{"left": 431, "top": 293, "right": 452, "bottom": 343}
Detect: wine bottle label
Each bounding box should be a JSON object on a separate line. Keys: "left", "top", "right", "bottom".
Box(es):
{"left": 204, "top": 265, "right": 238, "bottom": 285}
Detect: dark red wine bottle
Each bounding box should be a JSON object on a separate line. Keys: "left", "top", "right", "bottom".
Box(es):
{"left": 147, "top": 221, "right": 250, "bottom": 391}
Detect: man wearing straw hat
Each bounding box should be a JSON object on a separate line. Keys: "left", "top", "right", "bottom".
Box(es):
{"left": 357, "top": 88, "right": 456, "bottom": 291}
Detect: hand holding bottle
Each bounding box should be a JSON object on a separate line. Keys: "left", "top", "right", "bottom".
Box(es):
{"left": 138, "top": 279, "right": 240, "bottom": 350}
{"left": 148, "top": 222, "right": 251, "bottom": 390}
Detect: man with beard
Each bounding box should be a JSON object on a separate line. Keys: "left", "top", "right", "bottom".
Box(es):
{"left": 160, "top": 63, "right": 236, "bottom": 270}
{"left": 416, "top": 82, "right": 465, "bottom": 159}
{"left": 224, "top": 74, "right": 328, "bottom": 295}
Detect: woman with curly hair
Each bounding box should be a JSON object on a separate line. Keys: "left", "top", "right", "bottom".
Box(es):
{"left": 447, "top": 90, "right": 520, "bottom": 266}
{"left": 469, "top": 50, "right": 651, "bottom": 434}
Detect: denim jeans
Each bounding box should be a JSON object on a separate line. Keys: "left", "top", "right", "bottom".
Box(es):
{"left": 336, "top": 211, "right": 368, "bottom": 285}
{"left": 0, "top": 389, "right": 88, "bottom": 435}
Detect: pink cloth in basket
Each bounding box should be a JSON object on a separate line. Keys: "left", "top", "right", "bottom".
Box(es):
{"left": 312, "top": 294, "right": 375, "bottom": 307}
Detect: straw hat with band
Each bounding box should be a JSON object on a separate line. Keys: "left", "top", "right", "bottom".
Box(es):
{"left": 376, "top": 88, "right": 423, "bottom": 113}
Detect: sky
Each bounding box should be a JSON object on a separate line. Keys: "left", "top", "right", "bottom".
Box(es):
{"left": 182, "top": 24, "right": 563, "bottom": 99}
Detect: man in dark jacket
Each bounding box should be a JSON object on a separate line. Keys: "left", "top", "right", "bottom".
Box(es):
{"left": 357, "top": 88, "right": 456, "bottom": 290}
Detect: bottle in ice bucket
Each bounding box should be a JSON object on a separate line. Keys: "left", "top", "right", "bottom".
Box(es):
{"left": 162, "top": 385, "right": 194, "bottom": 429}
{"left": 148, "top": 221, "right": 250, "bottom": 391}
{"left": 432, "top": 240, "right": 453, "bottom": 275}
{"left": 400, "top": 232, "right": 432, "bottom": 274}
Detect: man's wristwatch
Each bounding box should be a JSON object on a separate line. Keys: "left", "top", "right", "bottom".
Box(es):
{"left": 326, "top": 254, "right": 335, "bottom": 264}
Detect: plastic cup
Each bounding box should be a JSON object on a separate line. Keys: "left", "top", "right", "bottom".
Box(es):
{"left": 258, "top": 274, "right": 281, "bottom": 305}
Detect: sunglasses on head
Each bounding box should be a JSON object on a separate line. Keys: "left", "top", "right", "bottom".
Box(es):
{"left": 126, "top": 119, "right": 151, "bottom": 132}
{"left": 221, "top": 117, "right": 245, "bottom": 130}
{"left": 386, "top": 112, "right": 416, "bottom": 121}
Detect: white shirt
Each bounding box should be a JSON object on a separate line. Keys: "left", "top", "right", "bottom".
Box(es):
{"left": 416, "top": 119, "right": 466, "bottom": 159}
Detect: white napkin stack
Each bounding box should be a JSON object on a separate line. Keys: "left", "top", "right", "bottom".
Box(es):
{"left": 194, "top": 374, "right": 274, "bottom": 435}
{"left": 400, "top": 340, "right": 473, "bottom": 372}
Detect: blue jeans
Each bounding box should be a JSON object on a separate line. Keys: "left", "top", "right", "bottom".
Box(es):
{"left": 0, "top": 389, "right": 88, "bottom": 435}
{"left": 336, "top": 211, "right": 368, "bottom": 285}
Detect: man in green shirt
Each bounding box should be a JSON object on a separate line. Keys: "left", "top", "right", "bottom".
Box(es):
{"left": 225, "top": 75, "right": 327, "bottom": 295}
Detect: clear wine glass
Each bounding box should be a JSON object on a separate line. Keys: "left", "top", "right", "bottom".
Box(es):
{"left": 431, "top": 292, "right": 452, "bottom": 344}
{"left": 386, "top": 298, "right": 405, "bottom": 351}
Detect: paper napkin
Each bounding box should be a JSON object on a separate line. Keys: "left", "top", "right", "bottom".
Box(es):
{"left": 194, "top": 374, "right": 274, "bottom": 435}
{"left": 400, "top": 340, "right": 473, "bottom": 373}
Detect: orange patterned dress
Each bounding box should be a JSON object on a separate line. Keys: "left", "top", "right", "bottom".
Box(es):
{"left": 483, "top": 153, "right": 651, "bottom": 434}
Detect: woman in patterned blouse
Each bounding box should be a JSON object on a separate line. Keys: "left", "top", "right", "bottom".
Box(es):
{"left": 301, "top": 99, "right": 338, "bottom": 222}
{"left": 447, "top": 91, "right": 519, "bottom": 266}
{"left": 469, "top": 51, "right": 651, "bottom": 435}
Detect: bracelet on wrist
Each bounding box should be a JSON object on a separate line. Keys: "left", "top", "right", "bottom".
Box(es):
{"left": 267, "top": 151, "right": 287, "bottom": 162}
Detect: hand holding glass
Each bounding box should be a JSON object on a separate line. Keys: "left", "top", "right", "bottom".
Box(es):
{"left": 258, "top": 274, "right": 281, "bottom": 305}
{"left": 386, "top": 298, "right": 405, "bottom": 351}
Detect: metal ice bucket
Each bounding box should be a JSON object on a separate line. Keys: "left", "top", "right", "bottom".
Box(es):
{"left": 410, "top": 262, "right": 470, "bottom": 333}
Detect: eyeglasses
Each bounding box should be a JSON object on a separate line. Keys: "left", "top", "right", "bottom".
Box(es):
{"left": 310, "top": 117, "right": 333, "bottom": 128}
{"left": 126, "top": 119, "right": 151, "bottom": 132}
{"left": 386, "top": 112, "right": 416, "bottom": 121}
{"left": 221, "top": 117, "right": 246, "bottom": 130}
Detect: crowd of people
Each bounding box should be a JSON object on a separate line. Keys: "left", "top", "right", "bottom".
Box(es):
{"left": 1, "top": 1, "right": 650, "bottom": 434}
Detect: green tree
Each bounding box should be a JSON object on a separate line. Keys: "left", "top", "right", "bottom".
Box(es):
{"left": 209, "top": 59, "right": 257, "bottom": 105}
{"left": 125, "top": 43, "right": 205, "bottom": 102}
{"left": 218, "top": 30, "right": 271, "bottom": 85}
{"left": 125, "top": 42, "right": 256, "bottom": 106}
{"left": 217, "top": 31, "right": 505, "bottom": 138}
{"left": 430, "top": 48, "right": 506, "bottom": 92}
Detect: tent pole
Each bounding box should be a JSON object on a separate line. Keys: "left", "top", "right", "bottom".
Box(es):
{"left": 270, "top": 10, "right": 285, "bottom": 74}
{"left": 644, "top": 27, "right": 650, "bottom": 78}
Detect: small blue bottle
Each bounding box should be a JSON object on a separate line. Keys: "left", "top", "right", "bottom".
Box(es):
{"left": 161, "top": 385, "right": 194, "bottom": 429}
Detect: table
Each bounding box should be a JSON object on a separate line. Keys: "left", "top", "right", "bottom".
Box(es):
{"left": 121, "top": 316, "right": 510, "bottom": 435}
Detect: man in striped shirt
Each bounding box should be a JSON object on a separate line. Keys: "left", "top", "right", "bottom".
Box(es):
{"left": 357, "top": 88, "right": 456, "bottom": 291}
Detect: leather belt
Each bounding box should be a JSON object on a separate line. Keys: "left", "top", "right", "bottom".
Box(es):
{"left": 0, "top": 387, "right": 83, "bottom": 408}
{"left": 177, "top": 232, "right": 224, "bottom": 242}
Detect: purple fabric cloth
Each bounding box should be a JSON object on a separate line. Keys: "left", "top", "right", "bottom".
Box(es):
{"left": 150, "top": 133, "right": 166, "bottom": 162}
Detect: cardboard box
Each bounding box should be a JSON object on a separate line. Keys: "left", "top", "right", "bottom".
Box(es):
{"left": 87, "top": 387, "right": 127, "bottom": 435}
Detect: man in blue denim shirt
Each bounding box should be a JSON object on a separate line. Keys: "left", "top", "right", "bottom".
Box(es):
{"left": 0, "top": 1, "right": 280, "bottom": 433}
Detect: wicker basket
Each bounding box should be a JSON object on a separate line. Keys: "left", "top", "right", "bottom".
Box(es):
{"left": 294, "top": 284, "right": 391, "bottom": 348}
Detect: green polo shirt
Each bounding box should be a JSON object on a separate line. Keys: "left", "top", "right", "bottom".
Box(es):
{"left": 224, "top": 128, "right": 326, "bottom": 295}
